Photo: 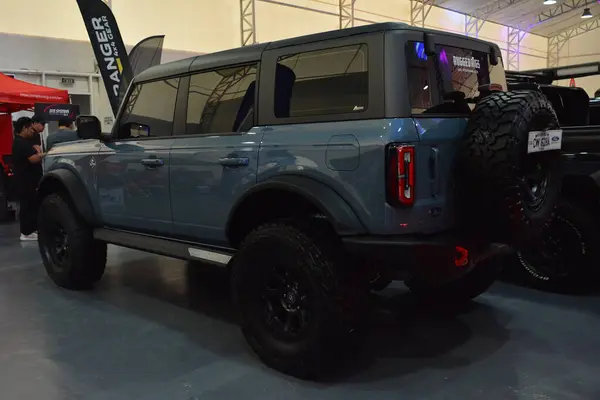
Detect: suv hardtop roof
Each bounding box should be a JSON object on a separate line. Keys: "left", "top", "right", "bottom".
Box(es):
{"left": 135, "top": 22, "right": 502, "bottom": 83}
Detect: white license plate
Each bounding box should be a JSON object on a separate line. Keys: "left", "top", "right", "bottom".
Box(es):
{"left": 527, "top": 129, "right": 562, "bottom": 154}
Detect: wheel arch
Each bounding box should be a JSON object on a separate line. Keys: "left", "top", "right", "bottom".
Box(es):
{"left": 225, "top": 175, "right": 366, "bottom": 248}
{"left": 38, "top": 169, "right": 99, "bottom": 225}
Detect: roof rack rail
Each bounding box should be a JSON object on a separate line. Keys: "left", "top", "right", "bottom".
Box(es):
{"left": 506, "top": 62, "right": 600, "bottom": 84}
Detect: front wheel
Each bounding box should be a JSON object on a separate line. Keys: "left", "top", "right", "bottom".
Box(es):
{"left": 231, "top": 220, "right": 366, "bottom": 379}
{"left": 38, "top": 193, "right": 107, "bottom": 290}
{"left": 514, "top": 199, "right": 600, "bottom": 293}
{"left": 406, "top": 258, "right": 503, "bottom": 303}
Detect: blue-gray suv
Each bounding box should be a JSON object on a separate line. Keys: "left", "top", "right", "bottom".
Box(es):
{"left": 37, "top": 23, "right": 562, "bottom": 379}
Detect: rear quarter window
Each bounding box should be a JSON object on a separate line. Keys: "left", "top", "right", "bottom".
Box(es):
{"left": 406, "top": 41, "right": 506, "bottom": 115}
{"left": 274, "top": 44, "right": 369, "bottom": 118}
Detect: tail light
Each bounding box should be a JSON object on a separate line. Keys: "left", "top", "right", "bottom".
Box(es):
{"left": 387, "top": 144, "right": 415, "bottom": 206}
{"left": 454, "top": 246, "right": 469, "bottom": 267}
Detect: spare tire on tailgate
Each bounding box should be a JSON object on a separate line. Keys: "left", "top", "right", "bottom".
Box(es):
{"left": 457, "top": 90, "right": 562, "bottom": 247}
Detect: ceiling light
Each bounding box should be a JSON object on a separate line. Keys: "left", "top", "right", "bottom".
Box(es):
{"left": 582, "top": 7, "right": 593, "bottom": 18}
{"left": 543, "top": 0, "right": 556, "bottom": 5}
{"left": 423, "top": 84, "right": 429, "bottom": 90}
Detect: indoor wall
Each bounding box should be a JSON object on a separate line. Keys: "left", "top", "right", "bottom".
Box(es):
{"left": 0, "top": 0, "right": 555, "bottom": 130}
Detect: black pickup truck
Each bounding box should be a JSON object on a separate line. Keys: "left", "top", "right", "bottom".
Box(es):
{"left": 506, "top": 63, "right": 600, "bottom": 292}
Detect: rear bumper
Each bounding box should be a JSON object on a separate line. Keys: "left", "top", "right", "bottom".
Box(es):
{"left": 342, "top": 232, "right": 512, "bottom": 283}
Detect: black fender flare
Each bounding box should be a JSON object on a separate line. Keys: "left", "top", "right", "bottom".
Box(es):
{"left": 226, "top": 175, "right": 367, "bottom": 238}
{"left": 38, "top": 169, "right": 99, "bottom": 225}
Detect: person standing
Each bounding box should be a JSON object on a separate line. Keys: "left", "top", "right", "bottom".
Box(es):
{"left": 12, "top": 117, "right": 46, "bottom": 241}
{"left": 31, "top": 116, "right": 46, "bottom": 149}
{"left": 46, "top": 118, "right": 79, "bottom": 151}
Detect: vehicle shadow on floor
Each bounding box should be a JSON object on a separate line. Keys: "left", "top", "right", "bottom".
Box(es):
{"left": 94, "top": 250, "right": 514, "bottom": 384}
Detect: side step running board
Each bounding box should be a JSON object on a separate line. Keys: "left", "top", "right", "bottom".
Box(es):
{"left": 93, "top": 228, "right": 234, "bottom": 266}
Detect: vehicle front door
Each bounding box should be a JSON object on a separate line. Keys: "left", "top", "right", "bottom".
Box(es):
{"left": 96, "top": 77, "right": 181, "bottom": 235}
{"left": 169, "top": 64, "right": 262, "bottom": 245}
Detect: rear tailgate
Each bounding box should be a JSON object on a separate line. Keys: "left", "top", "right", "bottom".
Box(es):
{"left": 404, "top": 38, "right": 507, "bottom": 233}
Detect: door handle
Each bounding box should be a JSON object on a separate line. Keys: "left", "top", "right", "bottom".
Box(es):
{"left": 141, "top": 158, "right": 164, "bottom": 168}
{"left": 218, "top": 157, "right": 249, "bottom": 167}
{"left": 429, "top": 147, "right": 440, "bottom": 197}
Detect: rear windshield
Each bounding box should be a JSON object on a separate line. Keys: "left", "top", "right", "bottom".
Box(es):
{"left": 406, "top": 41, "right": 506, "bottom": 115}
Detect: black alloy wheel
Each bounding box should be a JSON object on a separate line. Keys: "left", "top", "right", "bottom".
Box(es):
{"left": 38, "top": 193, "right": 107, "bottom": 290}
{"left": 232, "top": 221, "right": 366, "bottom": 379}
{"left": 518, "top": 215, "right": 585, "bottom": 282}
{"left": 519, "top": 159, "right": 550, "bottom": 212}
{"left": 517, "top": 112, "right": 557, "bottom": 215}
{"left": 40, "top": 219, "right": 70, "bottom": 268}
{"left": 515, "top": 199, "right": 600, "bottom": 293}
{"left": 256, "top": 263, "right": 314, "bottom": 343}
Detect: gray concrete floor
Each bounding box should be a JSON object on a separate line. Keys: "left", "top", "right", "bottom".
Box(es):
{"left": 1, "top": 220, "right": 600, "bottom": 400}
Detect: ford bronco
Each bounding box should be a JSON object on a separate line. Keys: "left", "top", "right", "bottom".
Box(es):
{"left": 37, "top": 23, "right": 562, "bottom": 378}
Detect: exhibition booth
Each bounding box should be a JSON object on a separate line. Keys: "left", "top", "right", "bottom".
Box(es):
{"left": 0, "top": 72, "right": 69, "bottom": 217}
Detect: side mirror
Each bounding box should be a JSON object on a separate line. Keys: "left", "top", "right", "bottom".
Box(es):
{"left": 76, "top": 115, "right": 102, "bottom": 140}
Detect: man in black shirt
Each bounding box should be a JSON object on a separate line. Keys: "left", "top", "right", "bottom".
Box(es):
{"left": 47, "top": 118, "right": 79, "bottom": 151}
{"left": 31, "top": 116, "right": 46, "bottom": 149}
{"left": 12, "top": 117, "right": 46, "bottom": 241}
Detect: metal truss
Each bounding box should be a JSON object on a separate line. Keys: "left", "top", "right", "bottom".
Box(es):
{"left": 339, "top": 0, "right": 356, "bottom": 29}
{"left": 465, "top": 0, "right": 521, "bottom": 37}
{"left": 507, "top": 27, "right": 527, "bottom": 70}
{"left": 240, "top": 0, "right": 256, "bottom": 46}
{"left": 410, "top": 0, "right": 435, "bottom": 27}
{"left": 548, "top": 15, "right": 600, "bottom": 67}
{"left": 199, "top": 66, "right": 254, "bottom": 133}
{"left": 533, "top": 0, "right": 589, "bottom": 27}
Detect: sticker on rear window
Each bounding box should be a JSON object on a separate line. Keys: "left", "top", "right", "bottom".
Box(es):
{"left": 452, "top": 55, "right": 481, "bottom": 73}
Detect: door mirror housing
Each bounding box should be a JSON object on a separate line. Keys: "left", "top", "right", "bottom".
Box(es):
{"left": 76, "top": 115, "right": 102, "bottom": 140}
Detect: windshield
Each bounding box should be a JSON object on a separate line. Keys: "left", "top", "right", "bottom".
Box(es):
{"left": 406, "top": 41, "right": 507, "bottom": 114}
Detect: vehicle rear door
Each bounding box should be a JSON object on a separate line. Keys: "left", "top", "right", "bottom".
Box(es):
{"left": 402, "top": 34, "right": 506, "bottom": 225}
{"left": 96, "top": 77, "right": 181, "bottom": 235}
{"left": 169, "top": 63, "right": 262, "bottom": 245}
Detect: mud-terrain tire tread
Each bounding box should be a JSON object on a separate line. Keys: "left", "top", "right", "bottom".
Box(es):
{"left": 458, "top": 90, "right": 561, "bottom": 245}
{"left": 38, "top": 193, "right": 107, "bottom": 290}
{"left": 231, "top": 220, "right": 367, "bottom": 380}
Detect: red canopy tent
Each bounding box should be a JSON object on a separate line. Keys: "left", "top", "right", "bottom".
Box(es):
{"left": 0, "top": 72, "right": 69, "bottom": 113}
{"left": 0, "top": 72, "right": 70, "bottom": 174}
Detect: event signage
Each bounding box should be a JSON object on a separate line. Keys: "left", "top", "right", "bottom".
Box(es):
{"left": 34, "top": 103, "right": 80, "bottom": 122}
{"left": 76, "top": 0, "right": 132, "bottom": 116}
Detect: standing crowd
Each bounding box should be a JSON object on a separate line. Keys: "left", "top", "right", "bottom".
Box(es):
{"left": 11, "top": 116, "right": 78, "bottom": 241}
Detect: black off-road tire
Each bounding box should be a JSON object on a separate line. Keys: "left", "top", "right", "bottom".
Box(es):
{"left": 514, "top": 198, "right": 600, "bottom": 294}
{"left": 38, "top": 193, "right": 107, "bottom": 290}
{"left": 458, "top": 90, "right": 562, "bottom": 246}
{"left": 406, "top": 258, "right": 503, "bottom": 303}
{"left": 231, "top": 220, "right": 367, "bottom": 380}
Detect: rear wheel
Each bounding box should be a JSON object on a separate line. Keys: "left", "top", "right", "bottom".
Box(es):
{"left": 515, "top": 198, "right": 600, "bottom": 293}
{"left": 38, "top": 193, "right": 107, "bottom": 290}
{"left": 231, "top": 220, "right": 366, "bottom": 379}
{"left": 458, "top": 90, "right": 561, "bottom": 246}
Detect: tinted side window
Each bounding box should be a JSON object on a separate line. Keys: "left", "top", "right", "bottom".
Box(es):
{"left": 119, "top": 77, "right": 180, "bottom": 138}
{"left": 406, "top": 42, "right": 505, "bottom": 115}
{"left": 186, "top": 64, "right": 257, "bottom": 135}
{"left": 275, "top": 44, "right": 368, "bottom": 119}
